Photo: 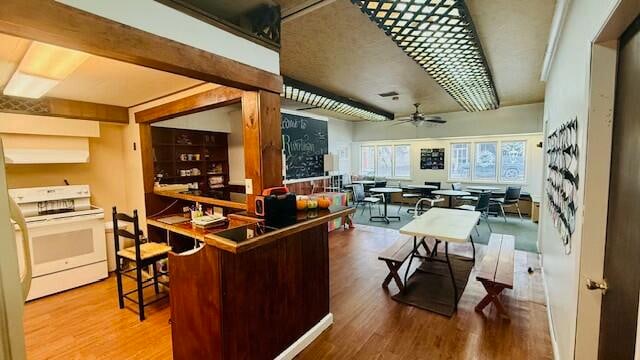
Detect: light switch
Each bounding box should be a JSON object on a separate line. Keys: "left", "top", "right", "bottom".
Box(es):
{"left": 245, "top": 178, "right": 253, "bottom": 194}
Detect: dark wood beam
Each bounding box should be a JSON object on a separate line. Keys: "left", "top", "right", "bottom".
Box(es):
{"left": 0, "top": 0, "right": 283, "bottom": 94}
{"left": 134, "top": 86, "right": 243, "bottom": 123}
{"left": 0, "top": 95, "right": 129, "bottom": 123}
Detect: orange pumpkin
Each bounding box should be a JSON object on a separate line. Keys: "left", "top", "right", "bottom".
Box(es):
{"left": 296, "top": 199, "right": 308, "bottom": 210}
{"left": 317, "top": 197, "right": 332, "bottom": 209}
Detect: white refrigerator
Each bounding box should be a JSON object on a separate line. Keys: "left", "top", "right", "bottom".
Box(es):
{"left": 0, "top": 139, "right": 31, "bottom": 360}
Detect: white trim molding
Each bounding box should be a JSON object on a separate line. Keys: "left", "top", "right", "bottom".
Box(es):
{"left": 275, "top": 313, "right": 333, "bottom": 360}
{"left": 541, "top": 0, "right": 572, "bottom": 81}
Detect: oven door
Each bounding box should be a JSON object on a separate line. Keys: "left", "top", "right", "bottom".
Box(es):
{"left": 15, "top": 213, "right": 106, "bottom": 278}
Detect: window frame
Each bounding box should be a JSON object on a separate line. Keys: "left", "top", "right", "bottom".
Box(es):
{"left": 448, "top": 142, "right": 472, "bottom": 181}
{"left": 359, "top": 145, "right": 376, "bottom": 177}
{"left": 499, "top": 140, "right": 527, "bottom": 184}
{"left": 472, "top": 141, "right": 498, "bottom": 182}
{"left": 392, "top": 144, "right": 412, "bottom": 179}
{"left": 359, "top": 143, "right": 412, "bottom": 179}
{"left": 447, "top": 139, "right": 528, "bottom": 185}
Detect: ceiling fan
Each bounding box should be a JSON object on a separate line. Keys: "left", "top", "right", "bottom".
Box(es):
{"left": 392, "top": 103, "right": 446, "bottom": 126}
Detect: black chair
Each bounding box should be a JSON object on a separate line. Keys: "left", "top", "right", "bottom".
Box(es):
{"left": 424, "top": 181, "right": 441, "bottom": 198}
{"left": 491, "top": 186, "right": 523, "bottom": 222}
{"left": 399, "top": 186, "right": 421, "bottom": 214}
{"left": 352, "top": 183, "right": 383, "bottom": 216}
{"left": 456, "top": 192, "right": 493, "bottom": 234}
{"left": 113, "top": 207, "right": 171, "bottom": 321}
{"left": 374, "top": 180, "right": 387, "bottom": 188}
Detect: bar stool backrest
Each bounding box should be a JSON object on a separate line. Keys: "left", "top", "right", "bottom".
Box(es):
{"left": 112, "top": 207, "right": 143, "bottom": 262}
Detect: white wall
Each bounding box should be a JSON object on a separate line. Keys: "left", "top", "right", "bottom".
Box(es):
{"left": 353, "top": 103, "right": 543, "bottom": 142}
{"left": 227, "top": 109, "right": 245, "bottom": 186}
{"left": 539, "top": 1, "right": 619, "bottom": 359}
{"left": 56, "top": 0, "right": 279, "bottom": 74}
{"left": 352, "top": 133, "right": 543, "bottom": 198}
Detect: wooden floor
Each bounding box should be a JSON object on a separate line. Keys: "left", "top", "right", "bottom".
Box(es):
{"left": 23, "top": 224, "right": 552, "bottom": 360}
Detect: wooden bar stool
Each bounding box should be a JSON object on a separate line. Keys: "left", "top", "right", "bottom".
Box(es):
{"left": 112, "top": 207, "right": 171, "bottom": 321}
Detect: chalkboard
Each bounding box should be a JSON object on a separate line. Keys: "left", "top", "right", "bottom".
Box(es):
{"left": 420, "top": 148, "right": 445, "bottom": 170}
{"left": 281, "top": 112, "right": 328, "bottom": 180}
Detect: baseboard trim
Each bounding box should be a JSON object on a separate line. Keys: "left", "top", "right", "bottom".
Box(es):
{"left": 275, "top": 313, "right": 333, "bottom": 360}
{"left": 541, "top": 259, "right": 561, "bottom": 360}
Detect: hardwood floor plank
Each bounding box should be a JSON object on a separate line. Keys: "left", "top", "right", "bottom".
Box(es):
{"left": 23, "top": 224, "right": 552, "bottom": 359}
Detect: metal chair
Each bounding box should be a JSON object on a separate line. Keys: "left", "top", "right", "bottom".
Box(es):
{"left": 113, "top": 207, "right": 171, "bottom": 321}
{"left": 451, "top": 182, "right": 463, "bottom": 190}
{"left": 491, "top": 186, "right": 523, "bottom": 222}
{"left": 352, "top": 183, "right": 383, "bottom": 216}
{"left": 399, "top": 186, "right": 421, "bottom": 214}
{"left": 456, "top": 192, "right": 493, "bottom": 234}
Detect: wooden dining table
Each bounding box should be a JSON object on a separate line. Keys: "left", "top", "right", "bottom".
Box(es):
{"left": 399, "top": 208, "right": 480, "bottom": 311}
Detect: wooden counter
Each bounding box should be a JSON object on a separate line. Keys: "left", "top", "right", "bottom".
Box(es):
{"left": 146, "top": 213, "right": 260, "bottom": 241}
{"left": 169, "top": 206, "right": 355, "bottom": 359}
{"left": 204, "top": 207, "right": 354, "bottom": 253}
{"left": 154, "top": 189, "right": 247, "bottom": 210}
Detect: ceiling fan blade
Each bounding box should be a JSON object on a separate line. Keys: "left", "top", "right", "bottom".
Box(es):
{"left": 391, "top": 121, "right": 414, "bottom": 127}
{"left": 426, "top": 119, "right": 447, "bottom": 124}
{"left": 393, "top": 116, "right": 412, "bottom": 121}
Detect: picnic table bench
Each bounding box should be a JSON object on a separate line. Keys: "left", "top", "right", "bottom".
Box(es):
{"left": 475, "top": 233, "right": 515, "bottom": 316}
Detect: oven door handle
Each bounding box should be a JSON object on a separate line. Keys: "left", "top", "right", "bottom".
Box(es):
{"left": 10, "top": 196, "right": 31, "bottom": 301}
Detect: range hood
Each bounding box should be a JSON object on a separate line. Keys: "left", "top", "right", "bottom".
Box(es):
{"left": 0, "top": 113, "right": 99, "bottom": 164}
{"left": 2, "top": 134, "right": 90, "bottom": 164}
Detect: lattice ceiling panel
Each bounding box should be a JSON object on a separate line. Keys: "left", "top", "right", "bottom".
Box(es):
{"left": 282, "top": 76, "right": 393, "bottom": 121}
{"left": 351, "top": 0, "right": 499, "bottom": 112}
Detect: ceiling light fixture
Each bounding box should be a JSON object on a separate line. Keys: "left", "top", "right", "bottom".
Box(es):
{"left": 3, "top": 42, "right": 89, "bottom": 99}
{"left": 282, "top": 76, "right": 393, "bottom": 121}
{"left": 351, "top": 0, "right": 499, "bottom": 112}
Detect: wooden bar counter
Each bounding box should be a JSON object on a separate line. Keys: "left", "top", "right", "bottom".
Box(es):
{"left": 168, "top": 206, "right": 355, "bottom": 359}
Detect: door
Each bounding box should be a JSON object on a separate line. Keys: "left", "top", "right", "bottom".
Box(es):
{"left": 597, "top": 15, "right": 640, "bottom": 359}
{"left": 0, "top": 139, "right": 29, "bottom": 360}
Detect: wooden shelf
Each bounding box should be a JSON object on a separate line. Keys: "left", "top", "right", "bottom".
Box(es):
{"left": 161, "top": 175, "right": 205, "bottom": 180}
{"left": 152, "top": 127, "right": 230, "bottom": 189}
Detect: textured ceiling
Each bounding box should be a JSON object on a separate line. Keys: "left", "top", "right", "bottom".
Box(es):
{"left": 280, "top": 0, "right": 554, "bottom": 120}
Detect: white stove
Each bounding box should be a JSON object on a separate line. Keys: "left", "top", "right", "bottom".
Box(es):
{"left": 10, "top": 185, "right": 107, "bottom": 300}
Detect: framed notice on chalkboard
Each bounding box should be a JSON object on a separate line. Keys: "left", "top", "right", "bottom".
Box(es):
{"left": 420, "top": 148, "right": 445, "bottom": 170}
{"left": 281, "top": 112, "right": 329, "bottom": 180}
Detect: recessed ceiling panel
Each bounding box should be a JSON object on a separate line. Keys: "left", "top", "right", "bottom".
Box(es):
{"left": 351, "top": 0, "right": 499, "bottom": 112}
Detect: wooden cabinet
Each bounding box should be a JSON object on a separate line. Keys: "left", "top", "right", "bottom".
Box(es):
{"left": 169, "top": 223, "right": 330, "bottom": 359}
{"left": 151, "top": 127, "right": 230, "bottom": 190}
{"left": 531, "top": 201, "right": 540, "bottom": 223}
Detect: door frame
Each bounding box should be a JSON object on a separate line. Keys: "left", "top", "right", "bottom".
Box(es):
{"left": 575, "top": 1, "right": 640, "bottom": 359}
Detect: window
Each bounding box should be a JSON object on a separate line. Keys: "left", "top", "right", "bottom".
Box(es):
{"left": 360, "top": 146, "right": 375, "bottom": 176}
{"left": 359, "top": 144, "right": 412, "bottom": 178}
{"left": 376, "top": 145, "right": 393, "bottom": 177}
{"left": 450, "top": 143, "right": 471, "bottom": 180}
{"left": 394, "top": 145, "right": 411, "bottom": 178}
{"left": 500, "top": 141, "right": 526, "bottom": 182}
{"left": 474, "top": 142, "right": 497, "bottom": 181}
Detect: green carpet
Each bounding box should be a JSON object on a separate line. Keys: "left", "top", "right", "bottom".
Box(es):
{"left": 351, "top": 203, "right": 539, "bottom": 253}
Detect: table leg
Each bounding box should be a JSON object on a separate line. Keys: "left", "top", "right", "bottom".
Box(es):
{"left": 402, "top": 236, "right": 420, "bottom": 292}
{"left": 445, "top": 242, "right": 458, "bottom": 310}
{"left": 370, "top": 193, "right": 400, "bottom": 223}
